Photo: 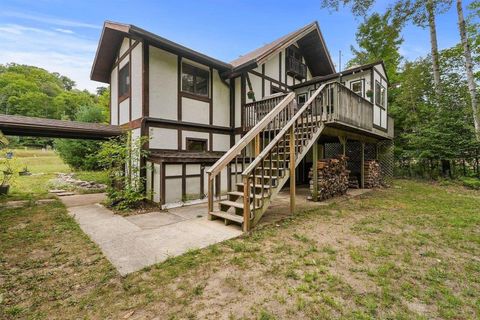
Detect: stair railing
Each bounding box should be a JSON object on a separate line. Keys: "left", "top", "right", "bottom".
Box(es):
{"left": 241, "top": 83, "right": 330, "bottom": 229}
{"left": 206, "top": 92, "right": 296, "bottom": 214}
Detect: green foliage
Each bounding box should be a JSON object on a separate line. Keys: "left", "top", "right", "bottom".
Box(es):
{"left": 54, "top": 105, "right": 107, "bottom": 170}
{"left": 460, "top": 177, "right": 480, "bottom": 190}
{"left": 348, "top": 10, "right": 404, "bottom": 82}
{"left": 97, "top": 134, "right": 149, "bottom": 210}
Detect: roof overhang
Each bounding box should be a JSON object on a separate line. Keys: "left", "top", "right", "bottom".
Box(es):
{"left": 91, "top": 21, "right": 232, "bottom": 83}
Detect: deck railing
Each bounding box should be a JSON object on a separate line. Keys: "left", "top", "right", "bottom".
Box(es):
{"left": 244, "top": 93, "right": 289, "bottom": 131}
{"left": 329, "top": 82, "right": 373, "bottom": 130}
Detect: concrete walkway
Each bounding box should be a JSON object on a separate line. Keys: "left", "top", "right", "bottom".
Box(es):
{"left": 62, "top": 194, "right": 242, "bottom": 276}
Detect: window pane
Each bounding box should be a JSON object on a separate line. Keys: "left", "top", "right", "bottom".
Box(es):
{"left": 351, "top": 81, "right": 362, "bottom": 96}
{"left": 195, "top": 68, "right": 209, "bottom": 96}
{"left": 375, "top": 82, "right": 381, "bottom": 105}
{"left": 186, "top": 139, "right": 207, "bottom": 152}
{"left": 119, "top": 64, "right": 130, "bottom": 98}
{"left": 182, "top": 63, "right": 195, "bottom": 93}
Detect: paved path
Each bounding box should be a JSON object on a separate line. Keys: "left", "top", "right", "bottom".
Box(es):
{"left": 61, "top": 194, "right": 242, "bottom": 276}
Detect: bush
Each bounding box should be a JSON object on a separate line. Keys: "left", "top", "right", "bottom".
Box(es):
{"left": 54, "top": 105, "right": 105, "bottom": 170}
{"left": 460, "top": 177, "right": 480, "bottom": 190}
{"left": 97, "top": 134, "right": 149, "bottom": 210}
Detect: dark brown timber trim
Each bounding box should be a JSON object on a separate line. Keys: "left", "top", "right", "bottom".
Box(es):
{"left": 144, "top": 118, "right": 231, "bottom": 134}
{"left": 209, "top": 67, "right": 213, "bottom": 125}
{"left": 177, "top": 56, "right": 182, "bottom": 121}
{"left": 142, "top": 42, "right": 149, "bottom": 117}
{"left": 240, "top": 74, "right": 246, "bottom": 130}
{"left": 261, "top": 64, "right": 265, "bottom": 98}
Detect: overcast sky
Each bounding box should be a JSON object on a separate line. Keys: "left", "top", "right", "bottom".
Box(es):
{"left": 0, "top": 0, "right": 471, "bottom": 93}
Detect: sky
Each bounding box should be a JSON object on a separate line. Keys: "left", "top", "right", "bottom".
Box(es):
{"left": 0, "top": 0, "right": 474, "bottom": 93}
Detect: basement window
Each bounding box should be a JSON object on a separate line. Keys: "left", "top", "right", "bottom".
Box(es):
{"left": 186, "top": 138, "right": 207, "bottom": 152}
{"left": 350, "top": 79, "right": 364, "bottom": 97}
{"left": 182, "top": 62, "right": 209, "bottom": 97}
{"left": 297, "top": 93, "right": 307, "bottom": 106}
{"left": 118, "top": 63, "right": 130, "bottom": 101}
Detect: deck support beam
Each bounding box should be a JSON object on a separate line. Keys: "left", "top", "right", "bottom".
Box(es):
{"left": 289, "top": 126, "right": 296, "bottom": 214}
{"left": 361, "top": 141, "right": 365, "bottom": 188}
{"left": 338, "top": 135, "right": 347, "bottom": 155}
{"left": 312, "top": 141, "right": 318, "bottom": 201}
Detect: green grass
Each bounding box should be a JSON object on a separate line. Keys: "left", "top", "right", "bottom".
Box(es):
{"left": 2, "top": 149, "right": 106, "bottom": 201}
{"left": 1, "top": 179, "right": 479, "bottom": 319}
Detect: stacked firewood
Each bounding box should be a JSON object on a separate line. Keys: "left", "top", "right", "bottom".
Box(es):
{"left": 309, "top": 155, "right": 349, "bottom": 201}
{"left": 349, "top": 175, "right": 360, "bottom": 189}
{"left": 364, "top": 160, "right": 381, "bottom": 188}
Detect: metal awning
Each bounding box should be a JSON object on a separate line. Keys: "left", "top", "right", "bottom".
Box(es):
{"left": 0, "top": 115, "right": 123, "bottom": 140}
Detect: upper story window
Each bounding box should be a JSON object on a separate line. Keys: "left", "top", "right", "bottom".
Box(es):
{"left": 286, "top": 46, "right": 307, "bottom": 80}
{"left": 182, "top": 62, "right": 209, "bottom": 97}
{"left": 375, "top": 81, "right": 386, "bottom": 107}
{"left": 350, "top": 79, "right": 364, "bottom": 97}
{"left": 118, "top": 63, "right": 130, "bottom": 101}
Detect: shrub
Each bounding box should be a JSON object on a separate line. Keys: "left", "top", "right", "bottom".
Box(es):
{"left": 54, "top": 105, "right": 105, "bottom": 170}
{"left": 97, "top": 133, "right": 149, "bottom": 210}
{"left": 460, "top": 177, "right": 480, "bottom": 190}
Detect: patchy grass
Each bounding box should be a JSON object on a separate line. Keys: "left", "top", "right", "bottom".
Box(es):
{"left": 1, "top": 149, "right": 106, "bottom": 201}
{"left": 1, "top": 179, "right": 480, "bottom": 319}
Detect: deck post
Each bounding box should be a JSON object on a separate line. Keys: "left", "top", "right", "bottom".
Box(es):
{"left": 319, "top": 143, "right": 324, "bottom": 159}
{"left": 254, "top": 134, "right": 260, "bottom": 157}
{"left": 207, "top": 174, "right": 214, "bottom": 219}
{"left": 312, "top": 141, "right": 318, "bottom": 201}
{"left": 338, "top": 136, "right": 347, "bottom": 155}
{"left": 289, "top": 125, "right": 296, "bottom": 214}
{"left": 242, "top": 176, "right": 251, "bottom": 232}
{"left": 361, "top": 141, "right": 365, "bottom": 188}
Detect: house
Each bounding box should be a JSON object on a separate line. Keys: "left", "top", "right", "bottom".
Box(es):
{"left": 91, "top": 21, "right": 393, "bottom": 231}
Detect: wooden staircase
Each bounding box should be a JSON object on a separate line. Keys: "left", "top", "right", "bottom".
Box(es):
{"left": 207, "top": 84, "right": 331, "bottom": 231}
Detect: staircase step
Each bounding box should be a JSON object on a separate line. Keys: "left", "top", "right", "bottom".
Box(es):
{"left": 227, "top": 191, "right": 268, "bottom": 199}
{"left": 236, "top": 183, "right": 272, "bottom": 190}
{"left": 219, "top": 200, "right": 262, "bottom": 211}
{"left": 209, "top": 211, "right": 243, "bottom": 224}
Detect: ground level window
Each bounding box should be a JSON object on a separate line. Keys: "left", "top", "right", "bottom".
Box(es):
{"left": 182, "top": 62, "right": 209, "bottom": 97}
{"left": 350, "top": 79, "right": 364, "bottom": 97}
{"left": 186, "top": 138, "right": 207, "bottom": 152}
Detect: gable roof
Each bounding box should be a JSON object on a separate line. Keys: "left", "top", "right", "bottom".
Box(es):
{"left": 290, "top": 61, "right": 389, "bottom": 89}
{"left": 91, "top": 21, "right": 336, "bottom": 83}
{"left": 229, "top": 22, "right": 335, "bottom": 77}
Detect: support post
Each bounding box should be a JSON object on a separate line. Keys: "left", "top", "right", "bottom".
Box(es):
{"left": 361, "top": 141, "right": 365, "bottom": 188}
{"left": 319, "top": 143, "right": 324, "bottom": 159}
{"left": 254, "top": 134, "right": 260, "bottom": 157}
{"left": 312, "top": 141, "right": 318, "bottom": 201}
{"left": 207, "top": 174, "right": 214, "bottom": 218}
{"left": 289, "top": 126, "right": 296, "bottom": 213}
{"left": 242, "top": 176, "right": 251, "bottom": 232}
{"left": 338, "top": 136, "right": 347, "bottom": 155}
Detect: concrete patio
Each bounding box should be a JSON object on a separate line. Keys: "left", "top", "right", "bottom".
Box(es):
{"left": 61, "top": 187, "right": 371, "bottom": 276}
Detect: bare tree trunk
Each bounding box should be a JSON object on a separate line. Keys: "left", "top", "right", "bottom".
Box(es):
{"left": 457, "top": 0, "right": 480, "bottom": 140}
{"left": 427, "top": 0, "right": 442, "bottom": 96}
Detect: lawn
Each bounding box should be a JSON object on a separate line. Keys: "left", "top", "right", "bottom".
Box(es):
{"left": 1, "top": 178, "right": 479, "bottom": 319}
{"left": 1, "top": 149, "right": 107, "bottom": 201}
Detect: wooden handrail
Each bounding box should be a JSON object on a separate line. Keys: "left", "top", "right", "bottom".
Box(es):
{"left": 206, "top": 92, "right": 295, "bottom": 177}
{"left": 242, "top": 83, "right": 328, "bottom": 177}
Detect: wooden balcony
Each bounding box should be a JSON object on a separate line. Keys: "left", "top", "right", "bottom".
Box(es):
{"left": 243, "top": 82, "right": 394, "bottom": 140}
{"left": 286, "top": 56, "right": 307, "bottom": 80}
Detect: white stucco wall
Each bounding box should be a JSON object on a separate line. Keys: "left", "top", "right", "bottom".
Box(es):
{"left": 110, "top": 67, "right": 118, "bottom": 125}
{"left": 182, "top": 98, "right": 209, "bottom": 124}
{"left": 131, "top": 44, "right": 143, "bottom": 120}
{"left": 149, "top": 46, "right": 178, "bottom": 120}
{"left": 212, "top": 71, "right": 230, "bottom": 127}
{"left": 119, "top": 99, "right": 129, "bottom": 125}
{"left": 212, "top": 133, "right": 230, "bottom": 152}
{"left": 149, "top": 127, "right": 178, "bottom": 149}
{"left": 119, "top": 38, "right": 130, "bottom": 57}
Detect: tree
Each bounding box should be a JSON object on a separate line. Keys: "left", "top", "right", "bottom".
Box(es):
{"left": 54, "top": 105, "right": 107, "bottom": 170}
{"left": 456, "top": 0, "right": 480, "bottom": 139}
{"left": 347, "top": 10, "right": 404, "bottom": 81}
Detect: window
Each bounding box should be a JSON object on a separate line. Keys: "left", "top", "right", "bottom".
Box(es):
{"left": 118, "top": 63, "right": 130, "bottom": 100}
{"left": 375, "top": 81, "right": 386, "bottom": 107}
{"left": 182, "top": 62, "right": 209, "bottom": 97}
{"left": 297, "top": 93, "right": 307, "bottom": 106}
{"left": 186, "top": 138, "right": 207, "bottom": 152}
{"left": 350, "top": 80, "right": 364, "bottom": 97}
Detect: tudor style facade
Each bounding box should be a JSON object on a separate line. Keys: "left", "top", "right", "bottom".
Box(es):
{"left": 91, "top": 21, "right": 392, "bottom": 209}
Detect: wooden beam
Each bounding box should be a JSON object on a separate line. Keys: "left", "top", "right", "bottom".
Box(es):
{"left": 361, "top": 141, "right": 365, "bottom": 188}
{"left": 254, "top": 134, "right": 260, "bottom": 157}
{"left": 289, "top": 125, "right": 296, "bottom": 213}
{"left": 243, "top": 176, "right": 251, "bottom": 232}
{"left": 312, "top": 141, "right": 318, "bottom": 201}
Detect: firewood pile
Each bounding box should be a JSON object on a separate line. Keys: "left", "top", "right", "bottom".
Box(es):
{"left": 309, "top": 155, "right": 349, "bottom": 201}
{"left": 364, "top": 160, "right": 381, "bottom": 188}
{"left": 349, "top": 176, "right": 360, "bottom": 189}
